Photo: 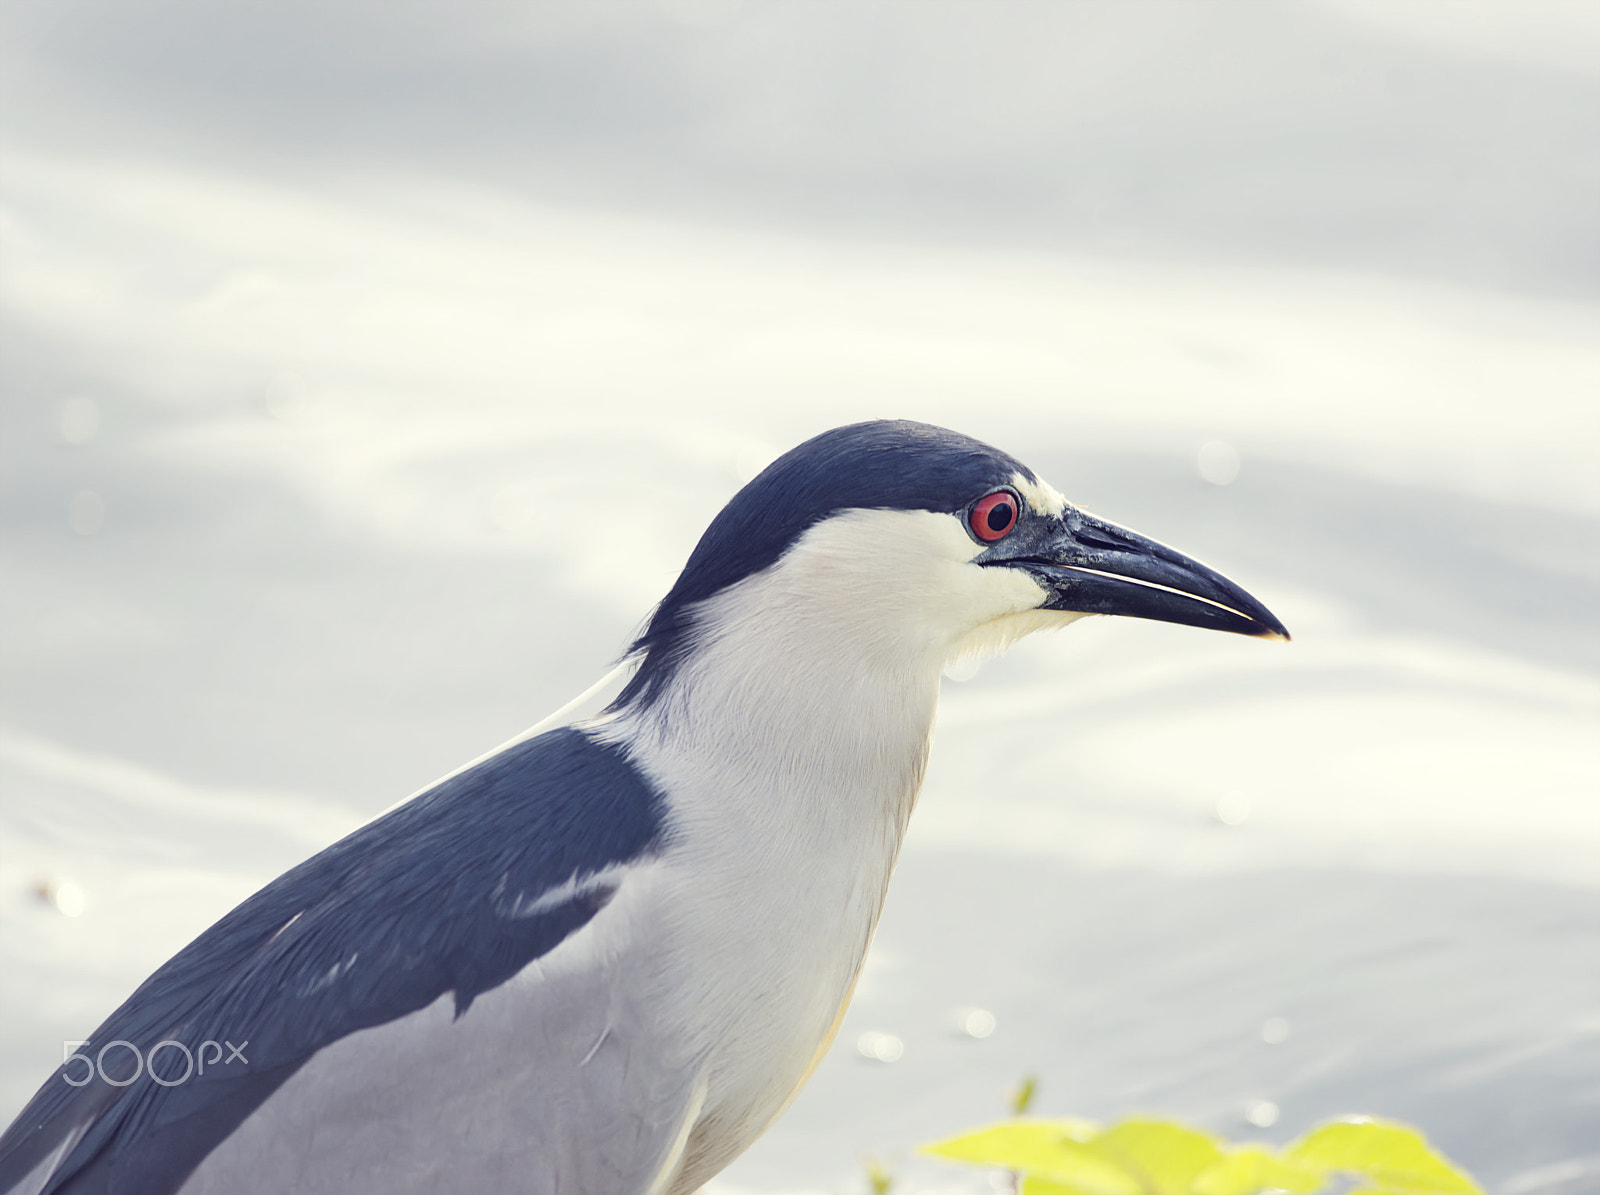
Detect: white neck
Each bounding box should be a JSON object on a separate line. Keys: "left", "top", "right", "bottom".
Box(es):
{"left": 601, "top": 517, "right": 956, "bottom": 861}
{"left": 593, "top": 507, "right": 1058, "bottom": 852}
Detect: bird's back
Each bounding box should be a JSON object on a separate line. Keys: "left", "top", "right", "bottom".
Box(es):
{"left": 0, "top": 726, "right": 703, "bottom": 1195}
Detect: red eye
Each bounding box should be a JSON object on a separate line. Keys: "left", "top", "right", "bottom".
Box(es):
{"left": 969, "top": 490, "right": 1019, "bottom": 542}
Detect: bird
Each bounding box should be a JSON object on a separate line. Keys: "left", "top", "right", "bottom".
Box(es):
{"left": 0, "top": 419, "right": 1288, "bottom": 1195}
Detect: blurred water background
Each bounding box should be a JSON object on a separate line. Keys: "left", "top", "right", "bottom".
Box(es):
{"left": 2, "top": 3, "right": 1597, "bottom": 1192}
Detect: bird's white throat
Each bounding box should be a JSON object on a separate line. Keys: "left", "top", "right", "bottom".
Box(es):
{"left": 599, "top": 506, "right": 1057, "bottom": 846}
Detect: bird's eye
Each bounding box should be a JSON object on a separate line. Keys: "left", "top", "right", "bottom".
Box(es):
{"left": 969, "top": 490, "right": 1019, "bottom": 542}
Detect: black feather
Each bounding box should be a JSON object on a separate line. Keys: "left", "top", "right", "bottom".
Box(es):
{"left": 0, "top": 727, "right": 665, "bottom": 1195}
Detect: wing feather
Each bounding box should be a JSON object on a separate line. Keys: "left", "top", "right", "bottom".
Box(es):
{"left": 0, "top": 727, "right": 679, "bottom": 1195}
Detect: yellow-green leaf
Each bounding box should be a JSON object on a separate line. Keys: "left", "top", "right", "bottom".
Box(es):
{"left": 1191, "top": 1145, "right": 1327, "bottom": 1195}
{"left": 923, "top": 1120, "right": 1138, "bottom": 1195}
{"left": 1022, "top": 1176, "right": 1130, "bottom": 1195}
{"left": 1284, "top": 1119, "right": 1481, "bottom": 1195}
{"left": 1013, "top": 1075, "right": 1040, "bottom": 1116}
{"left": 923, "top": 1118, "right": 1099, "bottom": 1164}
{"left": 1087, "top": 1119, "right": 1226, "bottom": 1195}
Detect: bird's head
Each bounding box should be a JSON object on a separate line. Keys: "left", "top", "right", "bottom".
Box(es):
{"left": 611, "top": 420, "right": 1286, "bottom": 714}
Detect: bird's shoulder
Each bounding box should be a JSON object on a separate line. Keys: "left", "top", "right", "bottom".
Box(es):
{"left": 0, "top": 725, "right": 668, "bottom": 1195}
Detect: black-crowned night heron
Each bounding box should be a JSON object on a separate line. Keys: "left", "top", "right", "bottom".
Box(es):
{"left": 0, "top": 420, "right": 1287, "bottom": 1195}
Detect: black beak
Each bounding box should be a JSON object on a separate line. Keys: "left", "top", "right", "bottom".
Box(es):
{"left": 981, "top": 506, "right": 1290, "bottom": 640}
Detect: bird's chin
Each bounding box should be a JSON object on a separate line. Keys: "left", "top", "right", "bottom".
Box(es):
{"left": 945, "top": 608, "right": 1090, "bottom": 673}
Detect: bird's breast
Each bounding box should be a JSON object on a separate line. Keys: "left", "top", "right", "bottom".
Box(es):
{"left": 623, "top": 738, "right": 920, "bottom": 1193}
{"left": 651, "top": 818, "right": 901, "bottom": 1190}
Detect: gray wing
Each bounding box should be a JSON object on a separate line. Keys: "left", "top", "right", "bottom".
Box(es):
{"left": 0, "top": 727, "right": 705, "bottom": 1195}
{"left": 176, "top": 866, "right": 706, "bottom": 1195}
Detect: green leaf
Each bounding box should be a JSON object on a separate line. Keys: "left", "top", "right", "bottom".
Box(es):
{"left": 1087, "top": 1119, "right": 1226, "bottom": 1195}
{"left": 1284, "top": 1119, "right": 1482, "bottom": 1195}
{"left": 924, "top": 1118, "right": 1098, "bottom": 1164}
{"left": 1191, "top": 1145, "right": 1327, "bottom": 1195}
{"left": 923, "top": 1121, "right": 1140, "bottom": 1195}
{"left": 1022, "top": 1176, "right": 1124, "bottom": 1195}
{"left": 1013, "top": 1075, "right": 1040, "bottom": 1117}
